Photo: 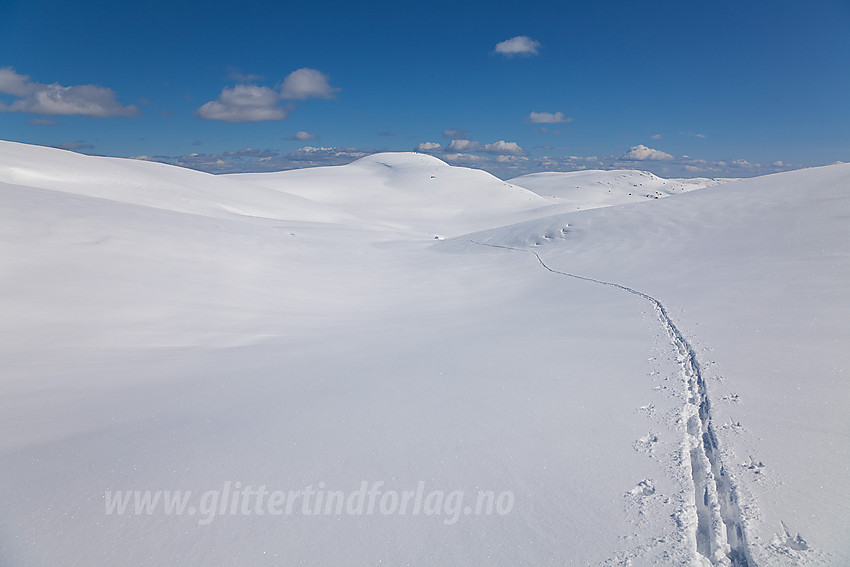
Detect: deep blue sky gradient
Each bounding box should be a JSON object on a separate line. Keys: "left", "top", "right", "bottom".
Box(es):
{"left": 1, "top": 0, "right": 848, "bottom": 177}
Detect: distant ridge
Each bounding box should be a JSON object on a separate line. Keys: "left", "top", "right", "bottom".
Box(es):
{"left": 509, "top": 169, "right": 728, "bottom": 210}
{"left": 0, "top": 139, "right": 346, "bottom": 223}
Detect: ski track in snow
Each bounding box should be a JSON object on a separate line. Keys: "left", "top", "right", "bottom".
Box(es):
{"left": 470, "top": 240, "right": 752, "bottom": 567}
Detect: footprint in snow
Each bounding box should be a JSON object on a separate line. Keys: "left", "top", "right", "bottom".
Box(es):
{"left": 771, "top": 521, "right": 809, "bottom": 551}
{"left": 635, "top": 403, "right": 656, "bottom": 417}
{"left": 628, "top": 479, "right": 656, "bottom": 497}
{"left": 633, "top": 432, "right": 659, "bottom": 456}
{"left": 742, "top": 456, "right": 765, "bottom": 474}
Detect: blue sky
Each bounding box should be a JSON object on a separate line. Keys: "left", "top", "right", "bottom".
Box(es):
{"left": 1, "top": 0, "right": 849, "bottom": 178}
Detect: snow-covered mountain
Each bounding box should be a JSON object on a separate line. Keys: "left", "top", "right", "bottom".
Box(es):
{"left": 1, "top": 140, "right": 847, "bottom": 566}
{"left": 229, "top": 152, "right": 552, "bottom": 236}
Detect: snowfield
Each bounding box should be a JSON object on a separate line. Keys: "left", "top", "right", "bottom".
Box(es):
{"left": 1, "top": 140, "right": 847, "bottom": 566}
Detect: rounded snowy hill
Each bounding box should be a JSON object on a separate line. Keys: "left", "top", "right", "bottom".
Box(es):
{"left": 0, "top": 140, "right": 346, "bottom": 223}
{"left": 229, "top": 152, "right": 552, "bottom": 236}
{"left": 0, "top": 142, "right": 552, "bottom": 237}
{"left": 509, "top": 169, "right": 727, "bottom": 210}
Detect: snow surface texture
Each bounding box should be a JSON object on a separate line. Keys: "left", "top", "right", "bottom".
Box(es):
{"left": 1, "top": 140, "right": 848, "bottom": 566}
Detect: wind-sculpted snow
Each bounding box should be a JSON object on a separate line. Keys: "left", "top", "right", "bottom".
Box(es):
{"left": 1, "top": 141, "right": 848, "bottom": 566}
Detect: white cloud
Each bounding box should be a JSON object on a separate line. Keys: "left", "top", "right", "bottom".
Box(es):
{"left": 483, "top": 140, "right": 526, "bottom": 155}
{"left": 528, "top": 111, "right": 570, "bottom": 124}
{"left": 197, "top": 68, "right": 336, "bottom": 122}
{"left": 0, "top": 66, "right": 138, "bottom": 117}
{"left": 287, "top": 131, "right": 319, "bottom": 141}
{"left": 196, "top": 85, "right": 289, "bottom": 122}
{"left": 416, "top": 142, "right": 442, "bottom": 152}
{"left": 651, "top": 133, "right": 662, "bottom": 140}
{"left": 438, "top": 152, "right": 532, "bottom": 178}
{"left": 443, "top": 153, "right": 485, "bottom": 163}
{"left": 447, "top": 139, "right": 483, "bottom": 152}
{"left": 622, "top": 144, "right": 673, "bottom": 161}
{"left": 441, "top": 139, "right": 526, "bottom": 156}
{"left": 494, "top": 36, "right": 541, "bottom": 57}
{"left": 0, "top": 67, "right": 32, "bottom": 96}
{"left": 280, "top": 68, "right": 338, "bottom": 100}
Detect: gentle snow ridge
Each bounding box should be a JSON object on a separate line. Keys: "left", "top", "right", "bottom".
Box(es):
{"left": 508, "top": 169, "right": 728, "bottom": 210}
{"left": 0, "top": 140, "right": 349, "bottom": 223}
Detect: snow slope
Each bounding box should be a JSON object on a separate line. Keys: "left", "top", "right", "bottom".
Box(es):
{"left": 509, "top": 169, "right": 727, "bottom": 210}
{"left": 469, "top": 163, "right": 850, "bottom": 565}
{"left": 229, "top": 152, "right": 552, "bottom": 236}
{"left": 1, "top": 141, "right": 847, "bottom": 566}
{"left": 0, "top": 140, "right": 350, "bottom": 223}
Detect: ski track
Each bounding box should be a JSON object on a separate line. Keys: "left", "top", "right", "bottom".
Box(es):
{"left": 470, "top": 240, "right": 751, "bottom": 567}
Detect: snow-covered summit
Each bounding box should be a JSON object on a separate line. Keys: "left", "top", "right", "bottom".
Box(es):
{"left": 348, "top": 151, "right": 450, "bottom": 170}
{"left": 230, "top": 152, "right": 552, "bottom": 236}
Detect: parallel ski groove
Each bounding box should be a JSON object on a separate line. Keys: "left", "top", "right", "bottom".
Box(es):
{"left": 471, "top": 240, "right": 751, "bottom": 566}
